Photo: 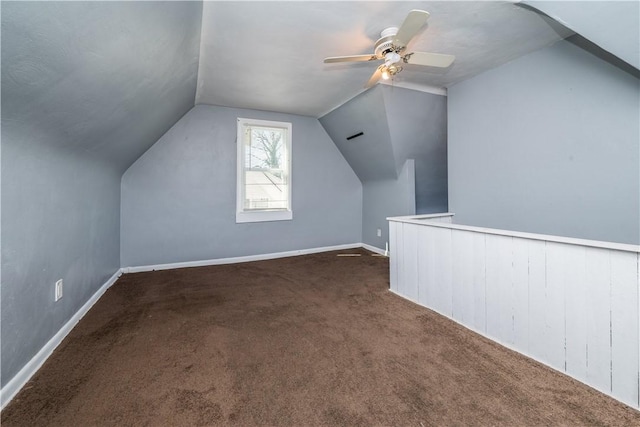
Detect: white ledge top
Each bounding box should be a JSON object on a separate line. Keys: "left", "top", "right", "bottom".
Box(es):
{"left": 387, "top": 213, "right": 640, "bottom": 253}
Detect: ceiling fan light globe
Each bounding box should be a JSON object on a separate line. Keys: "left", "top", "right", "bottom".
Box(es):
{"left": 385, "top": 52, "right": 401, "bottom": 65}
{"left": 324, "top": 10, "right": 453, "bottom": 88}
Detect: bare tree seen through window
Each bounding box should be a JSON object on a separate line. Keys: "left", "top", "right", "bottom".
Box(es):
{"left": 244, "top": 127, "right": 288, "bottom": 210}
{"left": 247, "top": 129, "right": 283, "bottom": 172}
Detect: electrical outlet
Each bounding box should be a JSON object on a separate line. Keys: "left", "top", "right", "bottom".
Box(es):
{"left": 55, "top": 279, "right": 63, "bottom": 302}
{"left": 377, "top": 228, "right": 382, "bottom": 237}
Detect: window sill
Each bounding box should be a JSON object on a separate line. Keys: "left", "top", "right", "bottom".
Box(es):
{"left": 236, "top": 210, "right": 293, "bottom": 224}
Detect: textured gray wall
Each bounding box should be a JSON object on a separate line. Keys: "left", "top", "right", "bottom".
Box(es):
{"left": 1, "top": 137, "right": 121, "bottom": 387}
{"left": 448, "top": 40, "right": 640, "bottom": 244}
{"left": 362, "top": 160, "right": 416, "bottom": 249}
{"left": 121, "top": 105, "right": 362, "bottom": 267}
{"left": 320, "top": 85, "right": 448, "bottom": 250}
{"left": 381, "top": 86, "right": 448, "bottom": 214}
{"left": 1, "top": 1, "right": 202, "bottom": 386}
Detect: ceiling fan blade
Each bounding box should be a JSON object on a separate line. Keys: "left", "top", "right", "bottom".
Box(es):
{"left": 324, "top": 54, "right": 378, "bottom": 63}
{"left": 404, "top": 51, "right": 455, "bottom": 68}
{"left": 393, "top": 9, "right": 430, "bottom": 49}
{"left": 364, "top": 66, "right": 384, "bottom": 88}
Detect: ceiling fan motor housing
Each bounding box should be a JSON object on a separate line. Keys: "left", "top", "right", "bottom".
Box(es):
{"left": 374, "top": 27, "right": 400, "bottom": 59}
{"left": 322, "top": 10, "right": 455, "bottom": 89}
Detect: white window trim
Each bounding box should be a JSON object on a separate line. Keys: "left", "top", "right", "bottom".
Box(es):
{"left": 236, "top": 117, "right": 292, "bottom": 224}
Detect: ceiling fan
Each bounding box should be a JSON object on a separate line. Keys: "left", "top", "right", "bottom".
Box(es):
{"left": 324, "top": 10, "right": 455, "bottom": 88}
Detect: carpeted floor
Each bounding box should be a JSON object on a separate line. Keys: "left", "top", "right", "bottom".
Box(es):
{"left": 3, "top": 248, "right": 639, "bottom": 426}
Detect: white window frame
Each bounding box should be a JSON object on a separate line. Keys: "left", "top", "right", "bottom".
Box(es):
{"left": 236, "top": 117, "right": 292, "bottom": 223}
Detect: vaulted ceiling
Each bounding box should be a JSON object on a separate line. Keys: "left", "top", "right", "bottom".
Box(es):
{"left": 2, "top": 1, "right": 638, "bottom": 173}
{"left": 524, "top": 0, "right": 639, "bottom": 70}
{"left": 195, "top": 1, "right": 574, "bottom": 117}
{"left": 2, "top": 1, "right": 202, "bottom": 172}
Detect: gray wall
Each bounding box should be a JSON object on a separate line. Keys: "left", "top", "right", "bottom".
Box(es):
{"left": 320, "top": 85, "right": 448, "bottom": 250}
{"left": 381, "top": 86, "right": 448, "bottom": 214}
{"left": 1, "top": 132, "right": 121, "bottom": 387}
{"left": 362, "top": 160, "right": 415, "bottom": 249}
{"left": 448, "top": 39, "right": 640, "bottom": 244}
{"left": 121, "top": 105, "right": 362, "bottom": 267}
{"left": 1, "top": 1, "right": 202, "bottom": 387}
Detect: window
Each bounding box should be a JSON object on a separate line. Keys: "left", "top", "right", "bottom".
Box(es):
{"left": 236, "top": 118, "right": 292, "bottom": 223}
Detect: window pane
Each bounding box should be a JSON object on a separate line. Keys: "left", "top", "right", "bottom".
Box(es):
{"left": 245, "top": 128, "right": 285, "bottom": 170}
{"left": 243, "top": 125, "right": 289, "bottom": 211}
{"left": 244, "top": 170, "right": 288, "bottom": 210}
{"left": 237, "top": 118, "right": 292, "bottom": 223}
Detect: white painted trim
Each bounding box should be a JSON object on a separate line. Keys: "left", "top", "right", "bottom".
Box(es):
{"left": 361, "top": 243, "right": 387, "bottom": 256}
{"left": 236, "top": 117, "right": 292, "bottom": 224}
{"left": 1, "top": 268, "right": 124, "bottom": 410}
{"left": 390, "top": 219, "right": 640, "bottom": 409}
{"left": 235, "top": 209, "right": 292, "bottom": 223}
{"left": 389, "top": 288, "right": 421, "bottom": 305}
{"left": 1, "top": 242, "right": 385, "bottom": 409}
{"left": 387, "top": 212, "right": 455, "bottom": 221}
{"left": 388, "top": 214, "right": 640, "bottom": 253}
{"left": 388, "top": 287, "right": 640, "bottom": 412}
{"left": 389, "top": 289, "right": 638, "bottom": 411}
{"left": 379, "top": 80, "right": 447, "bottom": 96}
{"left": 123, "top": 243, "right": 365, "bottom": 273}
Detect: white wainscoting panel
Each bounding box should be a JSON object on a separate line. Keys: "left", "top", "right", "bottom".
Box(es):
{"left": 610, "top": 251, "right": 639, "bottom": 407}
{"left": 471, "top": 232, "right": 487, "bottom": 334}
{"left": 452, "top": 230, "right": 473, "bottom": 324}
{"left": 388, "top": 216, "right": 640, "bottom": 409}
{"left": 485, "top": 234, "right": 514, "bottom": 346}
{"left": 430, "top": 227, "right": 453, "bottom": 317}
{"left": 544, "top": 242, "right": 569, "bottom": 370}
{"left": 585, "top": 247, "right": 612, "bottom": 394}
{"left": 563, "top": 244, "right": 587, "bottom": 383}
{"left": 512, "top": 238, "right": 530, "bottom": 352}
{"left": 417, "top": 225, "right": 433, "bottom": 308}
{"left": 401, "top": 223, "right": 419, "bottom": 302}
{"left": 389, "top": 221, "right": 399, "bottom": 293}
{"left": 527, "top": 240, "right": 547, "bottom": 364}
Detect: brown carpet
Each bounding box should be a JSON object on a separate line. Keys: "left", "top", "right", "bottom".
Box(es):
{"left": 3, "top": 248, "right": 639, "bottom": 426}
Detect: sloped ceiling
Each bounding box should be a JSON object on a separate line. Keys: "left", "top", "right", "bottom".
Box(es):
{"left": 319, "top": 86, "right": 446, "bottom": 180}
{"left": 1, "top": 1, "right": 202, "bottom": 172}
{"left": 196, "top": 1, "right": 574, "bottom": 117}
{"left": 319, "top": 85, "right": 448, "bottom": 212}
{"left": 2, "top": 1, "right": 636, "bottom": 170}
{"left": 523, "top": 1, "right": 639, "bottom": 70}
{"left": 319, "top": 87, "right": 397, "bottom": 181}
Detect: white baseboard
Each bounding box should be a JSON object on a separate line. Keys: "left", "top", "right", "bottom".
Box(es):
{"left": 2, "top": 242, "right": 387, "bottom": 410}
{"left": 0, "top": 268, "right": 123, "bottom": 410}
{"left": 361, "top": 243, "right": 387, "bottom": 256}
{"left": 123, "top": 243, "right": 366, "bottom": 273}
{"left": 388, "top": 289, "right": 639, "bottom": 411}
